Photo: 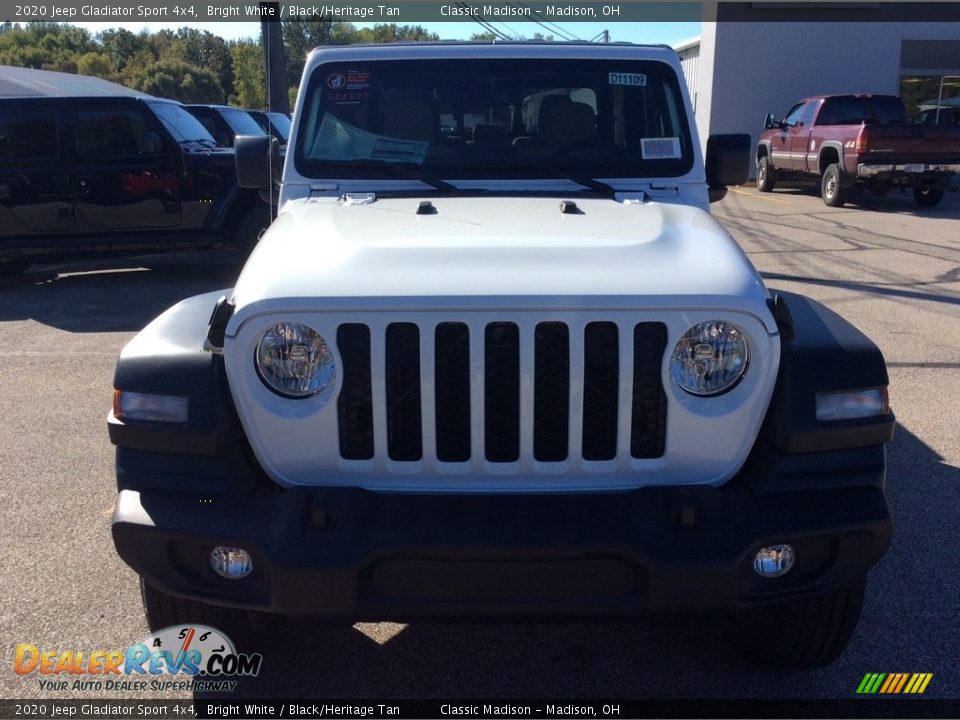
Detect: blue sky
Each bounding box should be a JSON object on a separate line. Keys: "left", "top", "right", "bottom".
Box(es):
{"left": 72, "top": 21, "right": 700, "bottom": 46}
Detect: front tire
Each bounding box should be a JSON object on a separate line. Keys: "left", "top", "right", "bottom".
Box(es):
{"left": 232, "top": 205, "right": 271, "bottom": 259}
{"left": 729, "top": 576, "right": 867, "bottom": 669}
{"left": 756, "top": 156, "right": 776, "bottom": 192}
{"left": 140, "top": 578, "right": 274, "bottom": 647}
{"left": 913, "top": 187, "right": 944, "bottom": 207}
{"left": 821, "top": 163, "right": 847, "bottom": 207}
{"left": 0, "top": 254, "right": 29, "bottom": 277}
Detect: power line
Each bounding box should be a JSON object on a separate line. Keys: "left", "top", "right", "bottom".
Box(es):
{"left": 535, "top": 18, "right": 583, "bottom": 41}
{"left": 503, "top": 1, "right": 581, "bottom": 41}
{"left": 458, "top": 1, "right": 513, "bottom": 40}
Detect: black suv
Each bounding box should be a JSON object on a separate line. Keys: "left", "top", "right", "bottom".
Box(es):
{"left": 185, "top": 104, "right": 269, "bottom": 148}
{"left": 0, "top": 66, "right": 270, "bottom": 274}
{"left": 247, "top": 109, "right": 291, "bottom": 150}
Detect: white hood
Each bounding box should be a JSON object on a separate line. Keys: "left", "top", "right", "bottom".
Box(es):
{"left": 229, "top": 195, "right": 776, "bottom": 333}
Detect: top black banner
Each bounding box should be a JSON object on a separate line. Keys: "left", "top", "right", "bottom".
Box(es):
{"left": 4, "top": 1, "right": 960, "bottom": 24}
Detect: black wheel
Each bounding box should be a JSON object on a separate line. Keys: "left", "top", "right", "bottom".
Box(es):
{"left": 821, "top": 163, "right": 847, "bottom": 207}
{"left": 756, "top": 156, "right": 776, "bottom": 192}
{"left": 140, "top": 578, "right": 274, "bottom": 648}
{"left": 729, "top": 576, "right": 867, "bottom": 669}
{"left": 913, "top": 187, "right": 944, "bottom": 207}
{"left": 0, "top": 255, "right": 29, "bottom": 277}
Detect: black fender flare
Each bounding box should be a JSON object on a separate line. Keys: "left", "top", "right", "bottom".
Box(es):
{"left": 108, "top": 290, "right": 265, "bottom": 494}
{"left": 760, "top": 291, "right": 895, "bottom": 455}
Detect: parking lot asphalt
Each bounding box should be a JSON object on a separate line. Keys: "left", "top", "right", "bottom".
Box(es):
{"left": 1, "top": 185, "right": 958, "bottom": 704}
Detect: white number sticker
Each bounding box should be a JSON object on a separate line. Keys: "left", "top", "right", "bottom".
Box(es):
{"left": 641, "top": 137, "right": 681, "bottom": 160}
{"left": 609, "top": 72, "right": 646, "bottom": 87}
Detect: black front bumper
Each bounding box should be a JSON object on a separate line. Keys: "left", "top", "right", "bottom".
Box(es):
{"left": 112, "top": 454, "right": 892, "bottom": 619}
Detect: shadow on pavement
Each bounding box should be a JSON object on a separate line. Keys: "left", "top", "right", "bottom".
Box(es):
{"left": 757, "top": 184, "right": 960, "bottom": 216}
{"left": 0, "top": 250, "right": 242, "bottom": 333}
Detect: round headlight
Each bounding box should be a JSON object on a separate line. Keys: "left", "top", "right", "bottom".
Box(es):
{"left": 255, "top": 322, "right": 335, "bottom": 398}
{"left": 670, "top": 320, "right": 749, "bottom": 396}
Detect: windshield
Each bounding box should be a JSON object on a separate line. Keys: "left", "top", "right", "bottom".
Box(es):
{"left": 220, "top": 107, "right": 268, "bottom": 136}
{"left": 295, "top": 58, "right": 694, "bottom": 181}
{"left": 148, "top": 101, "right": 217, "bottom": 143}
{"left": 268, "top": 112, "right": 291, "bottom": 140}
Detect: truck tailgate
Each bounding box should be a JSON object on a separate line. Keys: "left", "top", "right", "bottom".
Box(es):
{"left": 862, "top": 124, "right": 960, "bottom": 163}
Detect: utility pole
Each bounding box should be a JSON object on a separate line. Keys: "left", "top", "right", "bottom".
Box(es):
{"left": 260, "top": 3, "right": 289, "bottom": 115}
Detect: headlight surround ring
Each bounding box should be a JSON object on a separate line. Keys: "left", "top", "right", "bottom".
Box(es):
{"left": 670, "top": 320, "right": 750, "bottom": 397}
{"left": 255, "top": 321, "right": 336, "bottom": 399}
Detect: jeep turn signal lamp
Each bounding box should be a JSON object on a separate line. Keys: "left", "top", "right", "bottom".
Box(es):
{"left": 112, "top": 390, "right": 188, "bottom": 424}
{"left": 815, "top": 387, "right": 889, "bottom": 422}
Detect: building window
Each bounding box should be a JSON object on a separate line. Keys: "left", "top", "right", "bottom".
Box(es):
{"left": 900, "top": 75, "right": 960, "bottom": 124}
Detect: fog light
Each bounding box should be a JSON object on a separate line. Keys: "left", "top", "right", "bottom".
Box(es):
{"left": 753, "top": 544, "right": 795, "bottom": 578}
{"left": 210, "top": 547, "right": 253, "bottom": 579}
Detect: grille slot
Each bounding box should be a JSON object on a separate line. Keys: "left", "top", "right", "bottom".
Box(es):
{"left": 434, "top": 322, "right": 471, "bottom": 462}
{"left": 385, "top": 323, "right": 422, "bottom": 461}
{"left": 336, "top": 324, "right": 374, "bottom": 460}
{"left": 534, "top": 322, "right": 570, "bottom": 462}
{"left": 582, "top": 322, "right": 620, "bottom": 461}
{"left": 484, "top": 322, "right": 521, "bottom": 463}
{"left": 631, "top": 323, "right": 668, "bottom": 459}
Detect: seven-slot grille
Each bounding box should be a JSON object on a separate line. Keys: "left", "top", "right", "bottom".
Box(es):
{"left": 337, "top": 321, "right": 668, "bottom": 465}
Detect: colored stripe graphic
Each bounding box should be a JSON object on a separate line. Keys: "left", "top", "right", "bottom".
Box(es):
{"left": 857, "top": 673, "right": 932, "bottom": 694}
{"left": 856, "top": 673, "right": 886, "bottom": 694}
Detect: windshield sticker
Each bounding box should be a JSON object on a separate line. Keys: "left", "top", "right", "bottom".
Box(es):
{"left": 609, "top": 72, "right": 646, "bottom": 87}
{"left": 641, "top": 137, "right": 681, "bottom": 160}
{"left": 326, "top": 70, "right": 371, "bottom": 106}
{"left": 312, "top": 113, "right": 429, "bottom": 165}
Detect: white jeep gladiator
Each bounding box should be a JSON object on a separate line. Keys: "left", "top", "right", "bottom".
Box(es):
{"left": 109, "top": 42, "right": 895, "bottom": 669}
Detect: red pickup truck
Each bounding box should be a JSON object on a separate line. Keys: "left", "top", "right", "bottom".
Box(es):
{"left": 756, "top": 94, "right": 960, "bottom": 207}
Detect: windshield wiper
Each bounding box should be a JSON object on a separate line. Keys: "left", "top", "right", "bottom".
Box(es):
{"left": 181, "top": 138, "right": 221, "bottom": 149}
{"left": 327, "top": 159, "right": 458, "bottom": 193}
{"left": 521, "top": 161, "right": 620, "bottom": 199}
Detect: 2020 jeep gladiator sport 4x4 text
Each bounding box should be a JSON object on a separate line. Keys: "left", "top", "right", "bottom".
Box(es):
{"left": 109, "top": 43, "right": 895, "bottom": 669}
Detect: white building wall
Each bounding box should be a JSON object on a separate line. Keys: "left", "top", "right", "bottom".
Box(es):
{"left": 692, "top": 21, "right": 960, "bottom": 173}
{"left": 677, "top": 43, "right": 700, "bottom": 113}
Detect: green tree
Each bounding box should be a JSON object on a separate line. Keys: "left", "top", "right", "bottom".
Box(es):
{"left": 229, "top": 40, "right": 266, "bottom": 108}
{"left": 282, "top": 19, "right": 335, "bottom": 90}
{"left": 98, "top": 28, "right": 142, "bottom": 73}
{"left": 132, "top": 61, "right": 224, "bottom": 103}
{"left": 356, "top": 24, "right": 440, "bottom": 43}
{"left": 76, "top": 51, "right": 115, "bottom": 81}
{"left": 0, "top": 22, "right": 94, "bottom": 69}
{"left": 177, "top": 27, "right": 234, "bottom": 99}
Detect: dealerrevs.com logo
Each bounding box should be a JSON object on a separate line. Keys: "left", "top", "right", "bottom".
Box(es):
{"left": 13, "top": 625, "right": 262, "bottom": 693}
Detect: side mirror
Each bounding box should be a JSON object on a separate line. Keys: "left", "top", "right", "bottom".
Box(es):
{"left": 764, "top": 113, "right": 780, "bottom": 130}
{"left": 236, "top": 134, "right": 281, "bottom": 189}
{"left": 705, "top": 133, "right": 751, "bottom": 203}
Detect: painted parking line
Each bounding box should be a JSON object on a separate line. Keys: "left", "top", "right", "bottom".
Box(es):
{"left": 729, "top": 187, "right": 795, "bottom": 206}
